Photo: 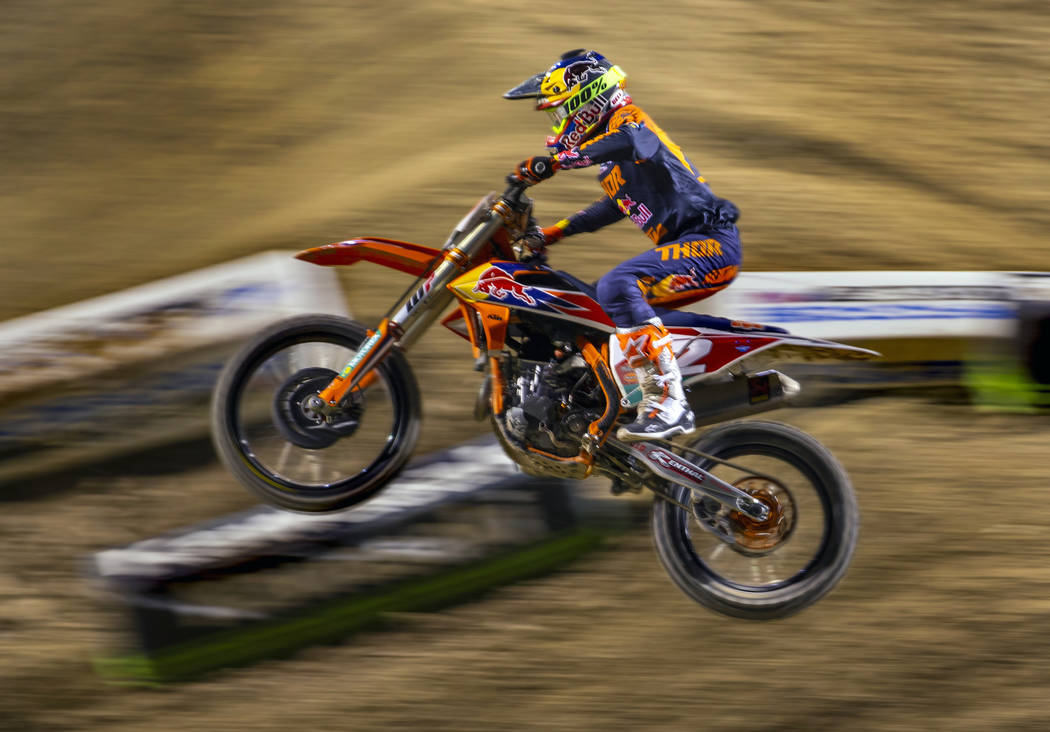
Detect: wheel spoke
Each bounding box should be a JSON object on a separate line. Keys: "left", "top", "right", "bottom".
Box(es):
{"left": 275, "top": 441, "right": 293, "bottom": 473}
{"left": 708, "top": 543, "right": 727, "bottom": 562}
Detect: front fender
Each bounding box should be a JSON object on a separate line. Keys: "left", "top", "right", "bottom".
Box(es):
{"left": 295, "top": 237, "right": 443, "bottom": 277}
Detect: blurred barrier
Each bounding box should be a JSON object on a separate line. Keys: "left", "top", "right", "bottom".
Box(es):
{"left": 697, "top": 271, "right": 1050, "bottom": 406}
{"left": 86, "top": 438, "right": 631, "bottom": 683}
{"left": 965, "top": 273, "right": 1050, "bottom": 411}
{"left": 697, "top": 271, "right": 1014, "bottom": 341}
{"left": 0, "top": 252, "right": 346, "bottom": 486}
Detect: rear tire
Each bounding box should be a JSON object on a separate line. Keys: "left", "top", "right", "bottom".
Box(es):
{"left": 650, "top": 421, "right": 858, "bottom": 619}
{"left": 211, "top": 315, "right": 420, "bottom": 512}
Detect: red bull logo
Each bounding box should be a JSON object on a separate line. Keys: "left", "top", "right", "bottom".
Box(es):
{"left": 616, "top": 195, "right": 653, "bottom": 228}
{"left": 562, "top": 61, "right": 605, "bottom": 90}
{"left": 666, "top": 273, "right": 700, "bottom": 292}
{"left": 472, "top": 266, "right": 538, "bottom": 306}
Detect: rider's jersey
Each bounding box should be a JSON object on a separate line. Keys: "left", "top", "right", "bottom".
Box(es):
{"left": 555, "top": 104, "right": 738, "bottom": 246}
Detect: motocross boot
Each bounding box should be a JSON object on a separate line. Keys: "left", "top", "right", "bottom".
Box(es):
{"left": 615, "top": 318, "right": 696, "bottom": 442}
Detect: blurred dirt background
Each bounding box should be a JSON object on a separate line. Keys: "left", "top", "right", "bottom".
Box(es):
{"left": 2, "top": 0, "right": 1050, "bottom": 729}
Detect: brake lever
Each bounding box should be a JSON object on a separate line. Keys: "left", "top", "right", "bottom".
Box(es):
{"left": 519, "top": 250, "right": 548, "bottom": 266}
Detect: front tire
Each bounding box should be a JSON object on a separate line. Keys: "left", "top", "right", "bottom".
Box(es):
{"left": 650, "top": 421, "right": 858, "bottom": 619}
{"left": 211, "top": 314, "right": 421, "bottom": 512}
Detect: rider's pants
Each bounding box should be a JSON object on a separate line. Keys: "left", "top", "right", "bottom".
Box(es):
{"left": 594, "top": 227, "right": 741, "bottom": 328}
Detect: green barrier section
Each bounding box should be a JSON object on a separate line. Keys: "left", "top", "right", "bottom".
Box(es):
{"left": 94, "top": 528, "right": 609, "bottom": 684}
{"left": 964, "top": 358, "right": 1050, "bottom": 413}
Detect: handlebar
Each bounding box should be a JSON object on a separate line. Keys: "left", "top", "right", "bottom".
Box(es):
{"left": 498, "top": 173, "right": 550, "bottom": 266}
{"left": 502, "top": 174, "right": 532, "bottom": 205}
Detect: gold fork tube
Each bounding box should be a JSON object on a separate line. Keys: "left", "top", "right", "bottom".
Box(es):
{"left": 387, "top": 214, "right": 503, "bottom": 350}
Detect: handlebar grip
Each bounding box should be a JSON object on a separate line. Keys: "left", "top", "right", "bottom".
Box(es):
{"left": 504, "top": 175, "right": 529, "bottom": 192}
{"left": 502, "top": 176, "right": 531, "bottom": 205}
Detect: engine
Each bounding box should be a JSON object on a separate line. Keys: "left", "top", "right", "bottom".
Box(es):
{"left": 499, "top": 347, "right": 606, "bottom": 458}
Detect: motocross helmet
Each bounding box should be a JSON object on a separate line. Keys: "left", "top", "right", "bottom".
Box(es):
{"left": 504, "top": 49, "right": 630, "bottom": 154}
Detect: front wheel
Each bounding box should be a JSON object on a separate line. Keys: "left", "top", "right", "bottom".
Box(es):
{"left": 211, "top": 314, "right": 421, "bottom": 512}
{"left": 650, "top": 421, "right": 858, "bottom": 619}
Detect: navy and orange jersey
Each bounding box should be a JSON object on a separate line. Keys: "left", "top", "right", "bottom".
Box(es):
{"left": 554, "top": 105, "right": 738, "bottom": 246}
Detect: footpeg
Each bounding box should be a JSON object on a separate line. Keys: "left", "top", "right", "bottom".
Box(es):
{"left": 609, "top": 477, "right": 641, "bottom": 495}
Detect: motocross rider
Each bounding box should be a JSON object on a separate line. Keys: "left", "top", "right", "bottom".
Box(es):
{"left": 506, "top": 49, "right": 742, "bottom": 442}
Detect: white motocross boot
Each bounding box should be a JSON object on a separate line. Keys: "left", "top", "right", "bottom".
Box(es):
{"left": 615, "top": 318, "right": 696, "bottom": 442}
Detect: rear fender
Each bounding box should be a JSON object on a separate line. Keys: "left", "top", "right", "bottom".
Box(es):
{"left": 611, "top": 329, "right": 879, "bottom": 405}
{"left": 295, "top": 238, "right": 443, "bottom": 277}
{"left": 701, "top": 334, "right": 880, "bottom": 381}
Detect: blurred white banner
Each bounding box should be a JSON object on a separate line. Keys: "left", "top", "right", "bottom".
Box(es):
{"left": 0, "top": 252, "right": 346, "bottom": 485}
{"left": 694, "top": 271, "right": 1024, "bottom": 341}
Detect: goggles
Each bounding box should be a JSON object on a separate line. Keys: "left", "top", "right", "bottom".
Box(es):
{"left": 539, "top": 66, "right": 626, "bottom": 134}
{"left": 546, "top": 105, "right": 570, "bottom": 133}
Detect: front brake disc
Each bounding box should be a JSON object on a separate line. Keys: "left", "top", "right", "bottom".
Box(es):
{"left": 272, "top": 367, "right": 362, "bottom": 449}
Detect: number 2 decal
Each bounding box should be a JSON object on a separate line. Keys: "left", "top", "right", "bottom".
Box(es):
{"left": 675, "top": 337, "right": 713, "bottom": 376}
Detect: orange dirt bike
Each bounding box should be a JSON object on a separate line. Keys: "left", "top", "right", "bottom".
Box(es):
{"left": 211, "top": 177, "right": 878, "bottom": 619}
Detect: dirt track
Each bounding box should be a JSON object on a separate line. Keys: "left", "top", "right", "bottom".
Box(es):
{"left": 3, "top": 1, "right": 1050, "bottom": 729}
{"left": 2, "top": 399, "right": 1050, "bottom": 730}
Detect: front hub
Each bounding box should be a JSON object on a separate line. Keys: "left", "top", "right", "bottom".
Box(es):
{"left": 272, "top": 367, "right": 363, "bottom": 450}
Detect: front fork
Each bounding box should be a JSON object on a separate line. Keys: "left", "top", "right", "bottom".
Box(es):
{"left": 311, "top": 211, "right": 507, "bottom": 413}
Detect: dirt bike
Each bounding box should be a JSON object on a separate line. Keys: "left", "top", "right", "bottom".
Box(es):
{"left": 211, "top": 177, "right": 878, "bottom": 619}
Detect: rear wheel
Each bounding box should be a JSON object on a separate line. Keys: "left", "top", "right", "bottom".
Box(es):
{"left": 650, "top": 421, "right": 858, "bottom": 619}
{"left": 211, "top": 315, "right": 420, "bottom": 512}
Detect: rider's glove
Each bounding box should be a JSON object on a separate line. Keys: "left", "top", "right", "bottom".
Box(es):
{"left": 521, "top": 226, "right": 548, "bottom": 256}
{"left": 552, "top": 149, "right": 594, "bottom": 169}
{"left": 513, "top": 156, "right": 558, "bottom": 185}
{"left": 523, "top": 220, "right": 569, "bottom": 253}
{"left": 540, "top": 220, "right": 569, "bottom": 245}
{"left": 519, "top": 220, "right": 569, "bottom": 264}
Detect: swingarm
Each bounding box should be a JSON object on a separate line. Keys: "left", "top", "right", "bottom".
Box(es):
{"left": 606, "top": 437, "right": 771, "bottom": 522}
